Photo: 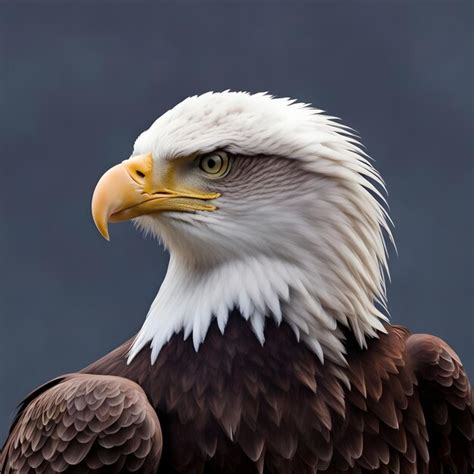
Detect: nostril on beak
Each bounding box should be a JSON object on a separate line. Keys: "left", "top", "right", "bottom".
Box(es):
{"left": 123, "top": 153, "right": 153, "bottom": 185}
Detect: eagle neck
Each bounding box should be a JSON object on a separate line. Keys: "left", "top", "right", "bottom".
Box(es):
{"left": 128, "top": 247, "right": 380, "bottom": 367}
{"left": 128, "top": 253, "right": 302, "bottom": 364}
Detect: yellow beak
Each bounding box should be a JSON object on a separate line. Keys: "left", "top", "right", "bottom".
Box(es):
{"left": 91, "top": 153, "right": 220, "bottom": 241}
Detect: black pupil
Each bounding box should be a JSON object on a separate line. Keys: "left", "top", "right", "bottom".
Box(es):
{"left": 207, "top": 158, "right": 216, "bottom": 169}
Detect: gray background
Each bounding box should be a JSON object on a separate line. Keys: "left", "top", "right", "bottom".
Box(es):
{"left": 1, "top": 2, "right": 472, "bottom": 442}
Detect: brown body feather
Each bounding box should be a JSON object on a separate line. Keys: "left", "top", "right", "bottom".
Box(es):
{"left": 1, "top": 313, "right": 472, "bottom": 473}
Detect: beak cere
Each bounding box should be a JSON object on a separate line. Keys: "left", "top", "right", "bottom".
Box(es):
{"left": 91, "top": 153, "right": 220, "bottom": 241}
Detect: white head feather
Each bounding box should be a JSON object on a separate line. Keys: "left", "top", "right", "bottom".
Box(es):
{"left": 127, "top": 91, "right": 392, "bottom": 365}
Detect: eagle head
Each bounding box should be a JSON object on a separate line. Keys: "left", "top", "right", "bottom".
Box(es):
{"left": 92, "top": 91, "right": 391, "bottom": 364}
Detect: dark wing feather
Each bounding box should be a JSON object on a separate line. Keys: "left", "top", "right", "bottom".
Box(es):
{"left": 0, "top": 373, "right": 162, "bottom": 473}
{"left": 406, "top": 333, "right": 474, "bottom": 473}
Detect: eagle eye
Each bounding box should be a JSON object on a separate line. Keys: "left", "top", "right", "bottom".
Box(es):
{"left": 198, "top": 152, "right": 230, "bottom": 177}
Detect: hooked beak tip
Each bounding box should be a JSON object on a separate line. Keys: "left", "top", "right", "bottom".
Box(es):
{"left": 92, "top": 210, "right": 111, "bottom": 241}
{"left": 101, "top": 229, "right": 111, "bottom": 242}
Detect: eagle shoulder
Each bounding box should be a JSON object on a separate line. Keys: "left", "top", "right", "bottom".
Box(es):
{"left": 405, "top": 333, "right": 473, "bottom": 472}
{"left": 0, "top": 373, "right": 162, "bottom": 473}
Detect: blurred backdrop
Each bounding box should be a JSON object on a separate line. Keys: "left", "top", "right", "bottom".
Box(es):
{"left": 1, "top": 2, "right": 472, "bottom": 441}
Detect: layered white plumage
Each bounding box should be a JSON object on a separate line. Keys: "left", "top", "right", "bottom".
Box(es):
{"left": 128, "top": 91, "right": 392, "bottom": 366}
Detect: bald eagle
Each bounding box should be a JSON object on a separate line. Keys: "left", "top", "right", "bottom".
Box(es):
{"left": 1, "top": 92, "right": 472, "bottom": 473}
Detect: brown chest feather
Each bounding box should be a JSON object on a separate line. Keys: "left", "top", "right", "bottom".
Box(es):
{"left": 83, "top": 314, "right": 472, "bottom": 473}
